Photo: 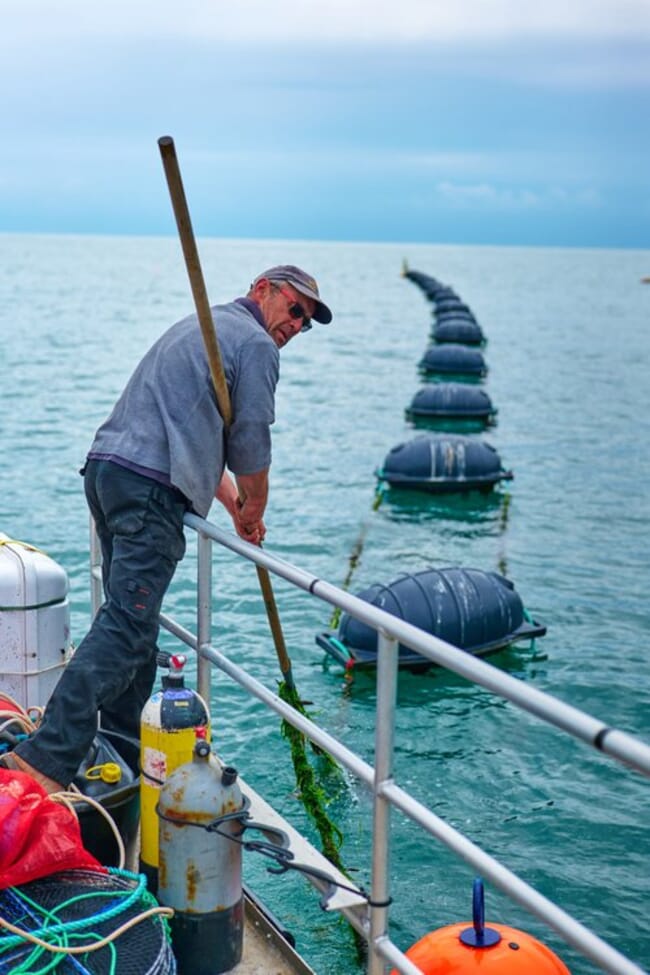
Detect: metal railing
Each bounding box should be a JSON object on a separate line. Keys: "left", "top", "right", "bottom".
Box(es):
{"left": 91, "top": 512, "right": 650, "bottom": 975}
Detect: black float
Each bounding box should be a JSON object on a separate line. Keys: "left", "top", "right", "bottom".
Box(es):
{"left": 434, "top": 299, "right": 474, "bottom": 317}
{"left": 419, "top": 344, "right": 487, "bottom": 378}
{"left": 316, "top": 567, "right": 546, "bottom": 671}
{"left": 376, "top": 434, "right": 511, "bottom": 493}
{"left": 406, "top": 384, "right": 497, "bottom": 424}
{"left": 402, "top": 269, "right": 459, "bottom": 303}
{"left": 431, "top": 319, "right": 485, "bottom": 346}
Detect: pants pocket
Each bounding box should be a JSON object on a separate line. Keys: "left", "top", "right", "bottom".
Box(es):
{"left": 145, "top": 484, "right": 187, "bottom": 564}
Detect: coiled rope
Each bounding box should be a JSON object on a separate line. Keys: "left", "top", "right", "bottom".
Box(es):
{"left": 0, "top": 869, "right": 173, "bottom": 972}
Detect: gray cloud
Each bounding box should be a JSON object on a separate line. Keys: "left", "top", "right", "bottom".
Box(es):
{"left": 6, "top": 0, "right": 650, "bottom": 42}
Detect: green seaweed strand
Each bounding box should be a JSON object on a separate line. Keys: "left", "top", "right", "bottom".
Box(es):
{"left": 278, "top": 683, "right": 344, "bottom": 867}
{"left": 278, "top": 681, "right": 339, "bottom": 776}
{"left": 279, "top": 693, "right": 344, "bottom": 868}
{"left": 278, "top": 683, "right": 367, "bottom": 963}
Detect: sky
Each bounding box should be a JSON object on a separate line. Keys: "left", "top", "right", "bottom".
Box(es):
{"left": 1, "top": 0, "right": 649, "bottom": 248}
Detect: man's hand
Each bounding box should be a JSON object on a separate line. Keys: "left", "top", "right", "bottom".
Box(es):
{"left": 234, "top": 500, "right": 266, "bottom": 546}
{"left": 215, "top": 469, "right": 269, "bottom": 546}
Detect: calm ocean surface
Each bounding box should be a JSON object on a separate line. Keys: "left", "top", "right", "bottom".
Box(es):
{"left": 1, "top": 233, "right": 649, "bottom": 974}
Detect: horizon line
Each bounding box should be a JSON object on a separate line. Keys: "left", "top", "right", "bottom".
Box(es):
{"left": 1, "top": 228, "right": 649, "bottom": 254}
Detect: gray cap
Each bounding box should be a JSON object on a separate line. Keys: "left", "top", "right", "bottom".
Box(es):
{"left": 253, "top": 265, "right": 333, "bottom": 324}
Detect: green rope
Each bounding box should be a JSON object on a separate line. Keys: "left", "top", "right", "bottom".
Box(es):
{"left": 496, "top": 489, "right": 512, "bottom": 577}
{"left": 329, "top": 487, "right": 385, "bottom": 632}
{"left": 3, "top": 903, "right": 67, "bottom": 975}
{"left": 1, "top": 871, "right": 148, "bottom": 950}
{"left": 372, "top": 484, "right": 386, "bottom": 511}
{"left": 0, "top": 869, "right": 169, "bottom": 974}
{"left": 2, "top": 880, "right": 79, "bottom": 973}
{"left": 329, "top": 530, "right": 366, "bottom": 631}
{"left": 499, "top": 489, "right": 511, "bottom": 533}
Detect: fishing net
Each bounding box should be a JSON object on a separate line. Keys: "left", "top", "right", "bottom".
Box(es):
{"left": 0, "top": 868, "right": 176, "bottom": 975}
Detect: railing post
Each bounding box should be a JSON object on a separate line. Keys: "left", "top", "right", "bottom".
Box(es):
{"left": 89, "top": 515, "right": 102, "bottom": 618}
{"left": 367, "top": 629, "right": 399, "bottom": 975}
{"left": 196, "top": 530, "right": 213, "bottom": 709}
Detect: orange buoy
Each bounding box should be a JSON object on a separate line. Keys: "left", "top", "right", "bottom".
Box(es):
{"left": 392, "top": 879, "right": 571, "bottom": 974}
{"left": 392, "top": 922, "right": 571, "bottom": 974}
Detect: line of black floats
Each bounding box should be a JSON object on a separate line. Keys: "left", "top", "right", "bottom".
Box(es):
{"left": 383, "top": 262, "right": 505, "bottom": 490}
{"left": 317, "top": 262, "right": 545, "bottom": 673}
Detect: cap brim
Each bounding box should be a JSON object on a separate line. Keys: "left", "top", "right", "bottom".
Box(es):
{"left": 286, "top": 277, "right": 333, "bottom": 324}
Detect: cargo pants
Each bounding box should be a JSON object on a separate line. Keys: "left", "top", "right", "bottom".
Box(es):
{"left": 15, "top": 459, "right": 188, "bottom": 787}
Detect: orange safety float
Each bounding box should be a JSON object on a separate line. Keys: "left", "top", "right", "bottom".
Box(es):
{"left": 392, "top": 879, "right": 571, "bottom": 975}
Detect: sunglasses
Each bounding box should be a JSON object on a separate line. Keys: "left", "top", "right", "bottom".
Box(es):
{"left": 275, "top": 285, "right": 312, "bottom": 332}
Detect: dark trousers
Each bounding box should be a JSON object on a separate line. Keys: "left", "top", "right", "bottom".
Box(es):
{"left": 16, "top": 459, "right": 187, "bottom": 786}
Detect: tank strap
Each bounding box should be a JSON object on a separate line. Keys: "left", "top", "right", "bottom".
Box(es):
{"left": 157, "top": 801, "right": 386, "bottom": 912}
{"left": 0, "top": 538, "right": 46, "bottom": 555}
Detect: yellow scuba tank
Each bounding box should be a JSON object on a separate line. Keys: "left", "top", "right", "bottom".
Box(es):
{"left": 139, "top": 652, "right": 210, "bottom": 892}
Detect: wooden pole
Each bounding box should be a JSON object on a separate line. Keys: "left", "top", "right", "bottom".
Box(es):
{"left": 157, "top": 135, "right": 296, "bottom": 690}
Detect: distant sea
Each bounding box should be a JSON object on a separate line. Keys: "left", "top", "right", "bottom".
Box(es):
{"left": 1, "top": 233, "right": 649, "bottom": 974}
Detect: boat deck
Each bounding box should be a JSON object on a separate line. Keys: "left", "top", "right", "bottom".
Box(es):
{"left": 123, "top": 775, "right": 343, "bottom": 975}
{"left": 122, "top": 839, "right": 316, "bottom": 975}
{"left": 240, "top": 894, "right": 316, "bottom": 975}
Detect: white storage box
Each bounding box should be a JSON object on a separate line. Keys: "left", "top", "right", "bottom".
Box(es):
{"left": 0, "top": 533, "right": 71, "bottom": 710}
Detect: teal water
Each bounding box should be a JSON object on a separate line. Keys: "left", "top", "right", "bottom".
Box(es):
{"left": 1, "top": 233, "right": 650, "bottom": 974}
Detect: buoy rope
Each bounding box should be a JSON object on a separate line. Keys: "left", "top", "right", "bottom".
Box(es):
{"left": 328, "top": 486, "right": 385, "bottom": 632}
{"left": 499, "top": 490, "right": 511, "bottom": 533}
{"left": 496, "top": 489, "right": 511, "bottom": 576}
{"left": 0, "top": 869, "right": 173, "bottom": 965}
{"left": 326, "top": 636, "right": 353, "bottom": 664}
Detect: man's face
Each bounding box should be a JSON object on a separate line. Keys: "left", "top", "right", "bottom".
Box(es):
{"left": 260, "top": 281, "right": 316, "bottom": 348}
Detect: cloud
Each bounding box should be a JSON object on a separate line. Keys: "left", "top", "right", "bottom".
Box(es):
{"left": 2, "top": 1, "right": 648, "bottom": 246}
{"left": 6, "top": 0, "right": 650, "bottom": 43}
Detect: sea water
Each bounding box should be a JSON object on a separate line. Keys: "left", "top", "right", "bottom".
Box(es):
{"left": 1, "top": 232, "right": 649, "bottom": 974}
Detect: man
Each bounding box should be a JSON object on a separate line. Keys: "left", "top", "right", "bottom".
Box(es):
{"left": 1, "top": 265, "right": 332, "bottom": 793}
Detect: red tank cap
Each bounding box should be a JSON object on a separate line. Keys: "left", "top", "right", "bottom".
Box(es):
{"left": 170, "top": 654, "right": 187, "bottom": 673}
{"left": 195, "top": 726, "right": 207, "bottom": 740}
